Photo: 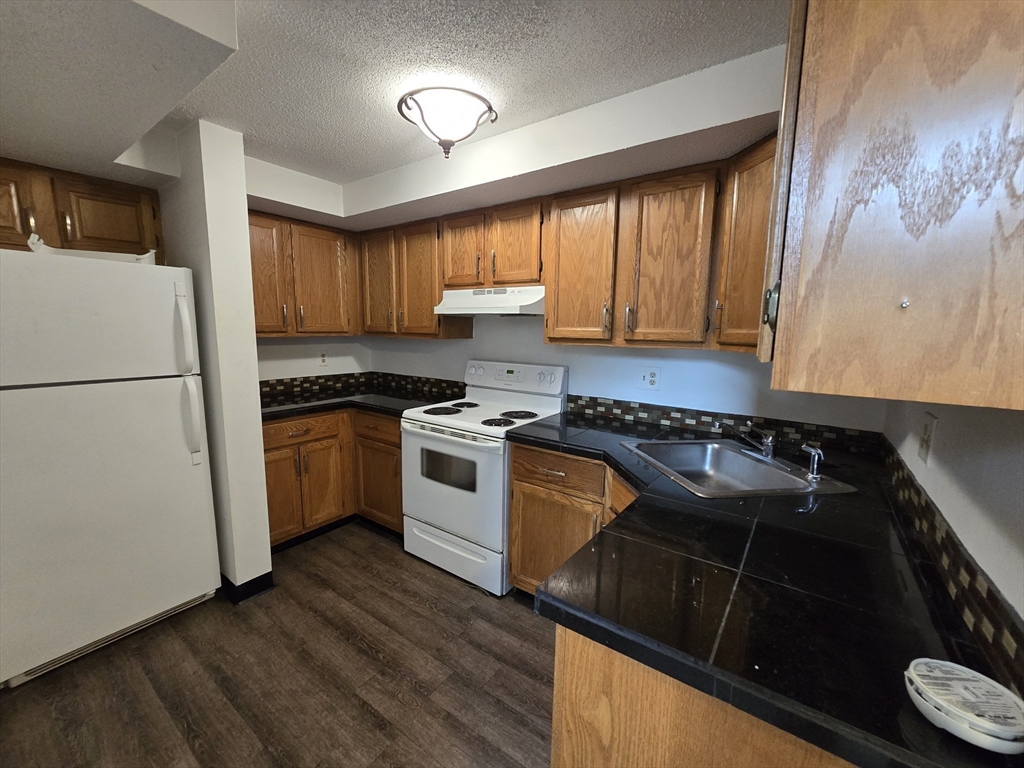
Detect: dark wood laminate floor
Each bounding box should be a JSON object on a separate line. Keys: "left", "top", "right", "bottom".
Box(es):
{"left": 0, "top": 520, "right": 556, "bottom": 768}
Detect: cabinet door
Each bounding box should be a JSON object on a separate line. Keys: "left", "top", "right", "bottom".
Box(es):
{"left": 0, "top": 165, "right": 52, "bottom": 249}
{"left": 397, "top": 222, "right": 440, "bottom": 335}
{"left": 624, "top": 171, "right": 717, "bottom": 343}
{"left": 249, "top": 214, "right": 292, "bottom": 334}
{"left": 510, "top": 481, "right": 602, "bottom": 594}
{"left": 714, "top": 136, "right": 776, "bottom": 348}
{"left": 441, "top": 214, "right": 485, "bottom": 287}
{"left": 361, "top": 230, "right": 397, "bottom": 334}
{"left": 355, "top": 437, "right": 403, "bottom": 533}
{"left": 52, "top": 176, "right": 158, "bottom": 256}
{"left": 772, "top": 0, "right": 1023, "bottom": 410}
{"left": 265, "top": 446, "right": 304, "bottom": 545}
{"left": 291, "top": 224, "right": 351, "bottom": 333}
{"left": 486, "top": 202, "right": 542, "bottom": 284}
{"left": 300, "top": 438, "right": 344, "bottom": 529}
{"left": 544, "top": 189, "right": 618, "bottom": 341}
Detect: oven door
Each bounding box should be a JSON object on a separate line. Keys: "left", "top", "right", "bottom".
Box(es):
{"left": 400, "top": 420, "right": 508, "bottom": 552}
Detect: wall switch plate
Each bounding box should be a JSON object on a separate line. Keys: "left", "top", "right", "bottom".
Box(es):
{"left": 918, "top": 411, "right": 938, "bottom": 464}
{"left": 638, "top": 366, "right": 661, "bottom": 391}
{"left": 318, "top": 350, "right": 328, "bottom": 367}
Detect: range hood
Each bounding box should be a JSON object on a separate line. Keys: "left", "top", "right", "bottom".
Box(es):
{"left": 434, "top": 286, "right": 545, "bottom": 316}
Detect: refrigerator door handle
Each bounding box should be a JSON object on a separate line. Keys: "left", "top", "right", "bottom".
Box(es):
{"left": 183, "top": 376, "right": 203, "bottom": 465}
{"left": 175, "top": 281, "right": 196, "bottom": 375}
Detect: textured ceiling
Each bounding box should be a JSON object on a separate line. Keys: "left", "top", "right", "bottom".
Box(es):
{"left": 164, "top": 0, "right": 788, "bottom": 183}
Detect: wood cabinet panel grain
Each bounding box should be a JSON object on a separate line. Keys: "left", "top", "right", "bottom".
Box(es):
{"left": 551, "top": 626, "right": 853, "bottom": 768}
{"left": 397, "top": 222, "right": 441, "bottom": 335}
{"left": 361, "top": 230, "right": 397, "bottom": 334}
{"left": 544, "top": 189, "right": 618, "bottom": 341}
{"left": 0, "top": 164, "right": 60, "bottom": 249}
{"left": 249, "top": 214, "right": 292, "bottom": 333}
{"left": 300, "top": 438, "right": 344, "bottom": 529}
{"left": 486, "top": 201, "right": 542, "bottom": 284}
{"left": 441, "top": 214, "right": 485, "bottom": 287}
{"left": 262, "top": 413, "right": 339, "bottom": 450}
{"left": 355, "top": 437, "right": 403, "bottom": 533}
{"left": 772, "top": 0, "right": 1024, "bottom": 410}
{"left": 353, "top": 411, "right": 401, "bottom": 445}
{"left": 625, "top": 171, "right": 717, "bottom": 343}
{"left": 52, "top": 176, "right": 158, "bottom": 258}
{"left": 715, "top": 136, "right": 777, "bottom": 348}
{"left": 291, "top": 224, "right": 351, "bottom": 333}
{"left": 264, "top": 446, "right": 304, "bottom": 545}
{"left": 511, "top": 444, "right": 606, "bottom": 502}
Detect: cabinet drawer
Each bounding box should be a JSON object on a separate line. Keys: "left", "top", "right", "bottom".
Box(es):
{"left": 512, "top": 445, "right": 605, "bottom": 502}
{"left": 262, "top": 413, "right": 339, "bottom": 449}
{"left": 353, "top": 411, "right": 401, "bottom": 445}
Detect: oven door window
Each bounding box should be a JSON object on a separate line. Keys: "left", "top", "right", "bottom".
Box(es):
{"left": 420, "top": 448, "right": 477, "bottom": 493}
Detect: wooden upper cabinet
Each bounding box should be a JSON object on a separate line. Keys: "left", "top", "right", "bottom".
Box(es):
{"left": 361, "top": 230, "right": 397, "bottom": 334}
{"left": 544, "top": 189, "right": 618, "bottom": 341}
{"left": 623, "top": 171, "right": 717, "bottom": 343}
{"left": 52, "top": 176, "right": 158, "bottom": 257}
{"left": 772, "top": 0, "right": 1024, "bottom": 410}
{"left": 249, "top": 214, "right": 292, "bottom": 334}
{"left": 291, "top": 224, "right": 351, "bottom": 334}
{"left": 397, "top": 222, "right": 441, "bottom": 335}
{"left": 714, "top": 136, "right": 776, "bottom": 348}
{"left": 486, "top": 202, "right": 542, "bottom": 284}
{"left": 264, "top": 446, "right": 304, "bottom": 546}
{"left": 0, "top": 165, "right": 48, "bottom": 249}
{"left": 441, "top": 214, "right": 485, "bottom": 287}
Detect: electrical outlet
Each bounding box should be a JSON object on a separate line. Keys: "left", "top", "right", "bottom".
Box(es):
{"left": 318, "top": 350, "right": 328, "bottom": 367}
{"left": 637, "top": 366, "right": 661, "bottom": 391}
{"left": 918, "top": 411, "right": 938, "bottom": 464}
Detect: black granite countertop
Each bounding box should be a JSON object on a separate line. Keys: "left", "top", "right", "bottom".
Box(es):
{"left": 508, "top": 414, "right": 1021, "bottom": 768}
{"left": 260, "top": 393, "right": 435, "bottom": 421}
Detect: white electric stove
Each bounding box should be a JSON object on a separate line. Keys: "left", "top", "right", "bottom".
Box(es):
{"left": 401, "top": 360, "right": 567, "bottom": 595}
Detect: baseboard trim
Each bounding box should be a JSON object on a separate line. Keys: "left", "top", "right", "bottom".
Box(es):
{"left": 219, "top": 571, "right": 274, "bottom": 604}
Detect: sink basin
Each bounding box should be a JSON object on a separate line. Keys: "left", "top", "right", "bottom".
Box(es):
{"left": 622, "top": 439, "right": 856, "bottom": 499}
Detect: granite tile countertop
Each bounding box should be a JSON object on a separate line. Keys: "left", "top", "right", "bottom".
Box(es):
{"left": 260, "top": 393, "right": 435, "bottom": 422}
{"left": 508, "top": 414, "right": 1020, "bottom": 768}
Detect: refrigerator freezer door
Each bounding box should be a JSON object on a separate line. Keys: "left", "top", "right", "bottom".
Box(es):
{"left": 0, "top": 249, "right": 201, "bottom": 387}
{"left": 0, "top": 376, "right": 220, "bottom": 683}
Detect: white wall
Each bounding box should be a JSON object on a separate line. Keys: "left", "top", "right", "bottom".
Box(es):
{"left": 884, "top": 402, "right": 1024, "bottom": 617}
{"left": 160, "top": 120, "right": 272, "bottom": 587}
{"left": 256, "top": 337, "right": 371, "bottom": 380}
{"left": 360, "top": 317, "right": 886, "bottom": 431}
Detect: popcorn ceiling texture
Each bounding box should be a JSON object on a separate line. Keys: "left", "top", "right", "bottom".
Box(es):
{"left": 164, "top": 0, "right": 787, "bottom": 184}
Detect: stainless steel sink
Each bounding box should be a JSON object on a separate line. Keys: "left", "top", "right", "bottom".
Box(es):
{"left": 621, "top": 439, "right": 856, "bottom": 499}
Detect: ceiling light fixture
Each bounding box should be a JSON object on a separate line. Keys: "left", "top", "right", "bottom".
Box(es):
{"left": 397, "top": 86, "right": 497, "bottom": 158}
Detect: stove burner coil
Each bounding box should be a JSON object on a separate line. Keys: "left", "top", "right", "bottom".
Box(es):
{"left": 500, "top": 410, "right": 538, "bottom": 420}
{"left": 423, "top": 406, "right": 463, "bottom": 415}
{"left": 450, "top": 402, "right": 479, "bottom": 408}
{"left": 481, "top": 418, "right": 516, "bottom": 427}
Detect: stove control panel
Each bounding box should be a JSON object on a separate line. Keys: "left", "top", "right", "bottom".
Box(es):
{"left": 465, "top": 361, "right": 567, "bottom": 395}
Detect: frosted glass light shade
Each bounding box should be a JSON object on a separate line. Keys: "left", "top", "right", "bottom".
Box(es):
{"left": 398, "top": 87, "right": 497, "bottom": 158}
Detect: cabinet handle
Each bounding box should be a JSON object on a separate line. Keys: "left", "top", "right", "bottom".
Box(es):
{"left": 282, "top": 304, "right": 288, "bottom": 328}
{"left": 303, "top": 453, "right": 309, "bottom": 474}
{"left": 713, "top": 300, "right": 723, "bottom": 332}
{"left": 365, "top": 424, "right": 379, "bottom": 430}
{"left": 23, "top": 207, "right": 36, "bottom": 235}
{"left": 592, "top": 514, "right": 600, "bottom": 536}
{"left": 398, "top": 307, "right": 404, "bottom": 329}
{"left": 539, "top": 468, "right": 566, "bottom": 477}
{"left": 762, "top": 280, "right": 781, "bottom": 332}
{"left": 475, "top": 252, "right": 480, "bottom": 279}
{"left": 288, "top": 428, "right": 310, "bottom": 438}
{"left": 602, "top": 302, "right": 610, "bottom": 336}
{"left": 299, "top": 305, "right": 305, "bottom": 328}
{"left": 624, "top": 303, "right": 633, "bottom": 333}
{"left": 294, "top": 454, "right": 300, "bottom": 477}
{"left": 388, "top": 307, "right": 393, "bottom": 329}
{"left": 491, "top": 249, "right": 496, "bottom": 277}
{"left": 63, "top": 212, "right": 73, "bottom": 240}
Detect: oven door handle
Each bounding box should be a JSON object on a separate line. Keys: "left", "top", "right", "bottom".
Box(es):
{"left": 401, "top": 422, "right": 507, "bottom": 454}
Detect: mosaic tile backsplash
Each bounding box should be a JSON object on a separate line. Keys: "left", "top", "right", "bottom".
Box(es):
{"left": 259, "top": 375, "right": 1021, "bottom": 689}
{"left": 884, "top": 445, "right": 1024, "bottom": 697}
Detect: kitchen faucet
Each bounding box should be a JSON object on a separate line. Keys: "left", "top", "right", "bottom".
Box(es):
{"left": 713, "top": 420, "right": 775, "bottom": 458}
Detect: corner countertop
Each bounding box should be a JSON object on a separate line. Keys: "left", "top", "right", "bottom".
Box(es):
{"left": 260, "top": 393, "right": 436, "bottom": 422}
{"left": 507, "top": 414, "right": 1019, "bottom": 768}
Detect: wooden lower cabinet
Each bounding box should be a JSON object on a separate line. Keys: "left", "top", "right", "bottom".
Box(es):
{"left": 264, "top": 446, "right": 305, "bottom": 545}
{"left": 355, "top": 435, "right": 403, "bottom": 533}
{"left": 300, "top": 438, "right": 344, "bottom": 529}
{"left": 552, "top": 626, "right": 852, "bottom": 768}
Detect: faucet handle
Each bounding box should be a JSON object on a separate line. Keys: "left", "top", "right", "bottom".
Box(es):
{"left": 801, "top": 443, "right": 823, "bottom": 479}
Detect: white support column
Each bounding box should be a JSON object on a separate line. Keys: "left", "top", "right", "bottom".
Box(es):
{"left": 159, "top": 120, "right": 272, "bottom": 588}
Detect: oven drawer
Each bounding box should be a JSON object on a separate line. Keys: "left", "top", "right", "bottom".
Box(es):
{"left": 511, "top": 444, "right": 605, "bottom": 502}
{"left": 354, "top": 412, "right": 401, "bottom": 445}
{"left": 262, "top": 413, "right": 339, "bottom": 449}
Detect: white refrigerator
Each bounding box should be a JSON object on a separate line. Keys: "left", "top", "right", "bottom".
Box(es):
{"left": 0, "top": 248, "right": 221, "bottom": 685}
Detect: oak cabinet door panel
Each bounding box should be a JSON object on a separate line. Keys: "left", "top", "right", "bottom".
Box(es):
{"left": 398, "top": 222, "right": 441, "bottom": 335}
{"left": 355, "top": 437, "right": 403, "bottom": 533}
{"left": 265, "top": 446, "right": 304, "bottom": 545}
{"left": 300, "top": 438, "right": 344, "bottom": 529}
{"left": 249, "top": 214, "right": 292, "bottom": 334}
{"left": 441, "top": 214, "right": 485, "bottom": 287}
{"left": 291, "top": 224, "right": 350, "bottom": 333}
{"left": 361, "top": 231, "right": 397, "bottom": 334}
{"left": 487, "top": 202, "right": 542, "bottom": 284}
